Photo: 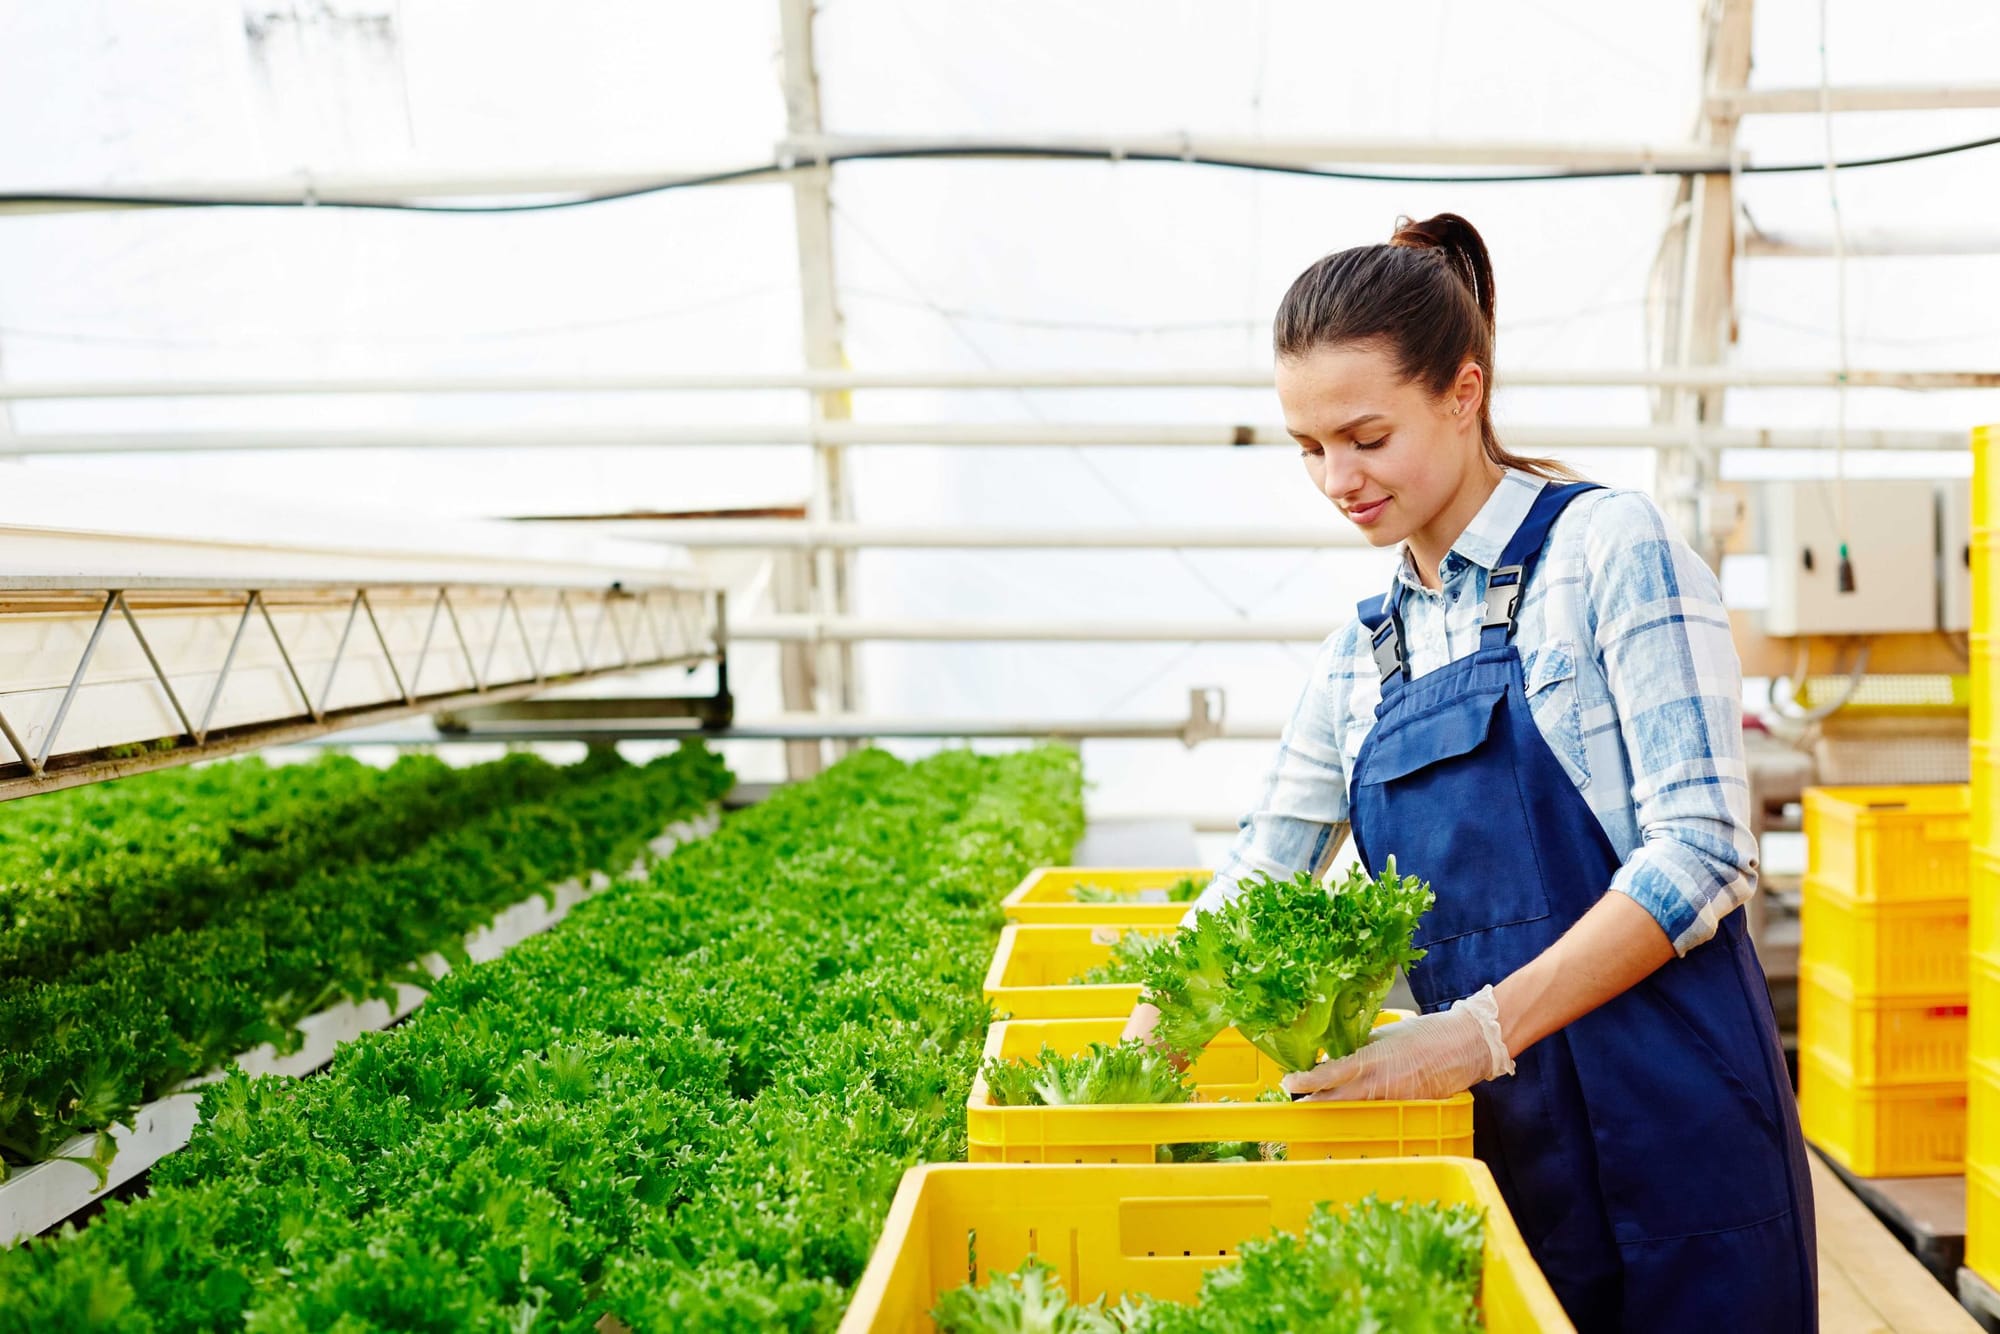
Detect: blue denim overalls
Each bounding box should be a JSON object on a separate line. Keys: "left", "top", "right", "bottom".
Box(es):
{"left": 1349, "top": 481, "right": 1816, "bottom": 1332}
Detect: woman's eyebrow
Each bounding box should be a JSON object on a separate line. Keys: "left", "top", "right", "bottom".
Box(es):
{"left": 1331, "top": 412, "right": 1386, "bottom": 436}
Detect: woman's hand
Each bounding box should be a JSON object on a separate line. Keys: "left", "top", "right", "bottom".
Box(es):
{"left": 1120, "top": 1000, "right": 1164, "bottom": 1045}
{"left": 1284, "top": 892, "right": 1678, "bottom": 1102}
{"left": 1121, "top": 1000, "right": 1196, "bottom": 1071}
{"left": 1280, "top": 986, "right": 1512, "bottom": 1102}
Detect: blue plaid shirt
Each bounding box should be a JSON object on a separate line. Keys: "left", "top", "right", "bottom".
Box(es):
{"left": 1189, "top": 469, "right": 1758, "bottom": 955}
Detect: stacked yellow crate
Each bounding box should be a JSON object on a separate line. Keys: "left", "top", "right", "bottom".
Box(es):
{"left": 1796, "top": 784, "right": 1973, "bottom": 1176}
{"left": 1969, "top": 423, "right": 2000, "bottom": 1285}
{"left": 975, "top": 871, "right": 1475, "bottom": 1164}
{"left": 857, "top": 865, "right": 1576, "bottom": 1331}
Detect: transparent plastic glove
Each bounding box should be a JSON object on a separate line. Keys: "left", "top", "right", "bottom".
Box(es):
{"left": 1279, "top": 985, "right": 1515, "bottom": 1102}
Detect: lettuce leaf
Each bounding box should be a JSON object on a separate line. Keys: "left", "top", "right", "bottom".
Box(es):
{"left": 932, "top": 1257, "right": 1142, "bottom": 1334}
{"left": 936, "top": 1197, "right": 1486, "bottom": 1333}
{"left": 981, "top": 1041, "right": 1192, "bottom": 1107}
{"left": 1073, "top": 930, "right": 1168, "bottom": 986}
{"left": 1141, "top": 861, "right": 1432, "bottom": 1072}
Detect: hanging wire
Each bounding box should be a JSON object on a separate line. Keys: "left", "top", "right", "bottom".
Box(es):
{"left": 6, "top": 134, "right": 2000, "bottom": 214}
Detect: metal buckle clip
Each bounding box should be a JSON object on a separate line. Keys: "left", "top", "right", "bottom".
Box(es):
{"left": 1370, "top": 618, "right": 1404, "bottom": 685}
{"left": 1483, "top": 565, "right": 1524, "bottom": 631}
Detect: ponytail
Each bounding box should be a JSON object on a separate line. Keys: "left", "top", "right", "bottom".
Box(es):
{"left": 1275, "top": 212, "right": 1581, "bottom": 482}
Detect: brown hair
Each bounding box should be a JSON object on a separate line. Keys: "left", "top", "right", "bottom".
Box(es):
{"left": 1273, "top": 213, "right": 1579, "bottom": 481}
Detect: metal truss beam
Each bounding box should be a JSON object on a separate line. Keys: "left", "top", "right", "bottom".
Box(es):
{"left": 0, "top": 583, "right": 722, "bottom": 802}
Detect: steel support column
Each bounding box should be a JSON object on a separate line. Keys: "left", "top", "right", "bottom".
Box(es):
{"left": 777, "top": 0, "right": 860, "bottom": 774}
{"left": 1656, "top": 0, "right": 1756, "bottom": 563}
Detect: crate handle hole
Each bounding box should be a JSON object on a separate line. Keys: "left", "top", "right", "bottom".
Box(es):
{"left": 1120, "top": 1196, "right": 1270, "bottom": 1259}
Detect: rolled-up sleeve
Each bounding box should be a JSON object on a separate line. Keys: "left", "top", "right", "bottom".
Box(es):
{"left": 1586, "top": 491, "right": 1759, "bottom": 953}
{"left": 1184, "top": 626, "right": 1355, "bottom": 923}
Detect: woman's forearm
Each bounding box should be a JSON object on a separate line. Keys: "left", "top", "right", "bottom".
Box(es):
{"left": 1135, "top": 884, "right": 1678, "bottom": 1072}
{"left": 1492, "top": 889, "right": 1677, "bottom": 1059}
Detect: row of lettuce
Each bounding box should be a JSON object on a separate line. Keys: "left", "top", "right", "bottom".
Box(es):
{"left": 0, "top": 746, "right": 732, "bottom": 1176}
{"left": 0, "top": 745, "right": 1086, "bottom": 1330}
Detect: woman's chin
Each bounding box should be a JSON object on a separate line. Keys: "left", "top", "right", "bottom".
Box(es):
{"left": 1353, "top": 524, "right": 1405, "bottom": 549}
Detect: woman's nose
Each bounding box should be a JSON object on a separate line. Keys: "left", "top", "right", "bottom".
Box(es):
{"left": 1320, "top": 451, "right": 1360, "bottom": 501}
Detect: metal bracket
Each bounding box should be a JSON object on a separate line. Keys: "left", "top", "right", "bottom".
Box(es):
{"left": 1180, "top": 686, "right": 1226, "bottom": 748}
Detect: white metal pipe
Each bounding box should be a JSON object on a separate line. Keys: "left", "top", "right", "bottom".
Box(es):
{"left": 1709, "top": 84, "right": 2000, "bottom": 115}
{"left": 1742, "top": 228, "right": 2000, "bottom": 259}
{"left": 1088, "top": 812, "right": 1261, "bottom": 833}
{"left": 568, "top": 520, "right": 1367, "bottom": 550}
{"left": 414, "top": 713, "right": 1288, "bottom": 742}
{"left": 731, "top": 615, "right": 1339, "bottom": 643}
{"left": 779, "top": 132, "right": 1729, "bottom": 172}
{"left": 3, "top": 366, "right": 1995, "bottom": 400}
{"left": 0, "top": 423, "right": 1967, "bottom": 456}
{"left": 302, "top": 718, "right": 1290, "bottom": 746}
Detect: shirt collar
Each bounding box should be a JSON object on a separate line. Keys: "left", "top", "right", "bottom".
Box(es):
{"left": 1393, "top": 468, "right": 1549, "bottom": 591}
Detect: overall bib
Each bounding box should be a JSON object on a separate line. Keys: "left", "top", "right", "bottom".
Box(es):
{"left": 1348, "top": 482, "right": 1817, "bottom": 1333}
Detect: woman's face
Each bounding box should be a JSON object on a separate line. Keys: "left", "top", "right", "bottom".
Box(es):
{"left": 1276, "top": 341, "right": 1486, "bottom": 551}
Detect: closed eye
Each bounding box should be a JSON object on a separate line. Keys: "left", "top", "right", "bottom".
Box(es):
{"left": 1355, "top": 437, "right": 1388, "bottom": 450}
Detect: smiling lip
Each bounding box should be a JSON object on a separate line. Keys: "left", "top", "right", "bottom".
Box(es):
{"left": 1345, "top": 497, "right": 1391, "bottom": 525}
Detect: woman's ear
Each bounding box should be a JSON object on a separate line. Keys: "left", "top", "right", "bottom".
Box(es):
{"left": 1451, "top": 362, "right": 1484, "bottom": 422}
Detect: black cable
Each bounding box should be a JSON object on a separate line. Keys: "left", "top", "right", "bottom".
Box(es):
{"left": 4, "top": 134, "right": 1997, "bottom": 215}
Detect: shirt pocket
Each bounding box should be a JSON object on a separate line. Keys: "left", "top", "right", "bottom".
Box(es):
{"left": 1522, "top": 639, "right": 1591, "bottom": 790}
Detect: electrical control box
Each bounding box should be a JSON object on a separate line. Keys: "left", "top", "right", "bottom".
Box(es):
{"left": 1941, "top": 478, "right": 1974, "bottom": 633}
{"left": 1762, "top": 479, "right": 1940, "bottom": 636}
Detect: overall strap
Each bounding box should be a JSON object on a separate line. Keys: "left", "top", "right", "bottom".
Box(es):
{"left": 1355, "top": 588, "right": 1412, "bottom": 689}
{"left": 1355, "top": 479, "right": 1606, "bottom": 688}
{"left": 1479, "top": 480, "right": 1603, "bottom": 649}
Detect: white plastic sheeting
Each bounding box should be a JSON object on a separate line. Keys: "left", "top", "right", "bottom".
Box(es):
{"left": 1, "top": 1, "right": 1995, "bottom": 817}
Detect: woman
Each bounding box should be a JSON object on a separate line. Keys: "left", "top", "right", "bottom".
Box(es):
{"left": 1124, "top": 214, "right": 1816, "bottom": 1333}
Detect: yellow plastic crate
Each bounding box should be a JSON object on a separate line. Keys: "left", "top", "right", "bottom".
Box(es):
{"left": 1976, "top": 640, "right": 1996, "bottom": 748}
{"left": 1978, "top": 531, "right": 1997, "bottom": 637}
{"left": 1978, "top": 425, "right": 1996, "bottom": 529}
{"left": 1975, "top": 736, "right": 1996, "bottom": 855}
{"left": 1978, "top": 853, "right": 2000, "bottom": 960}
{"left": 1799, "top": 875, "right": 1970, "bottom": 997}
{"left": 1977, "top": 425, "right": 1994, "bottom": 514}
{"left": 984, "top": 924, "right": 1172, "bottom": 1019}
{"left": 1803, "top": 785, "right": 1972, "bottom": 902}
{"left": 1969, "top": 1162, "right": 2000, "bottom": 1290}
{"left": 1969, "top": 1058, "right": 2000, "bottom": 1172}
{"left": 1001, "top": 867, "right": 1212, "bottom": 926}
{"left": 1798, "top": 1048, "right": 1966, "bottom": 1177}
{"left": 837, "top": 1159, "right": 1575, "bottom": 1333}
{"left": 1974, "top": 952, "right": 2000, "bottom": 1069}
{"left": 1797, "top": 962, "right": 1966, "bottom": 1085}
{"left": 967, "top": 1016, "right": 1473, "bottom": 1164}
